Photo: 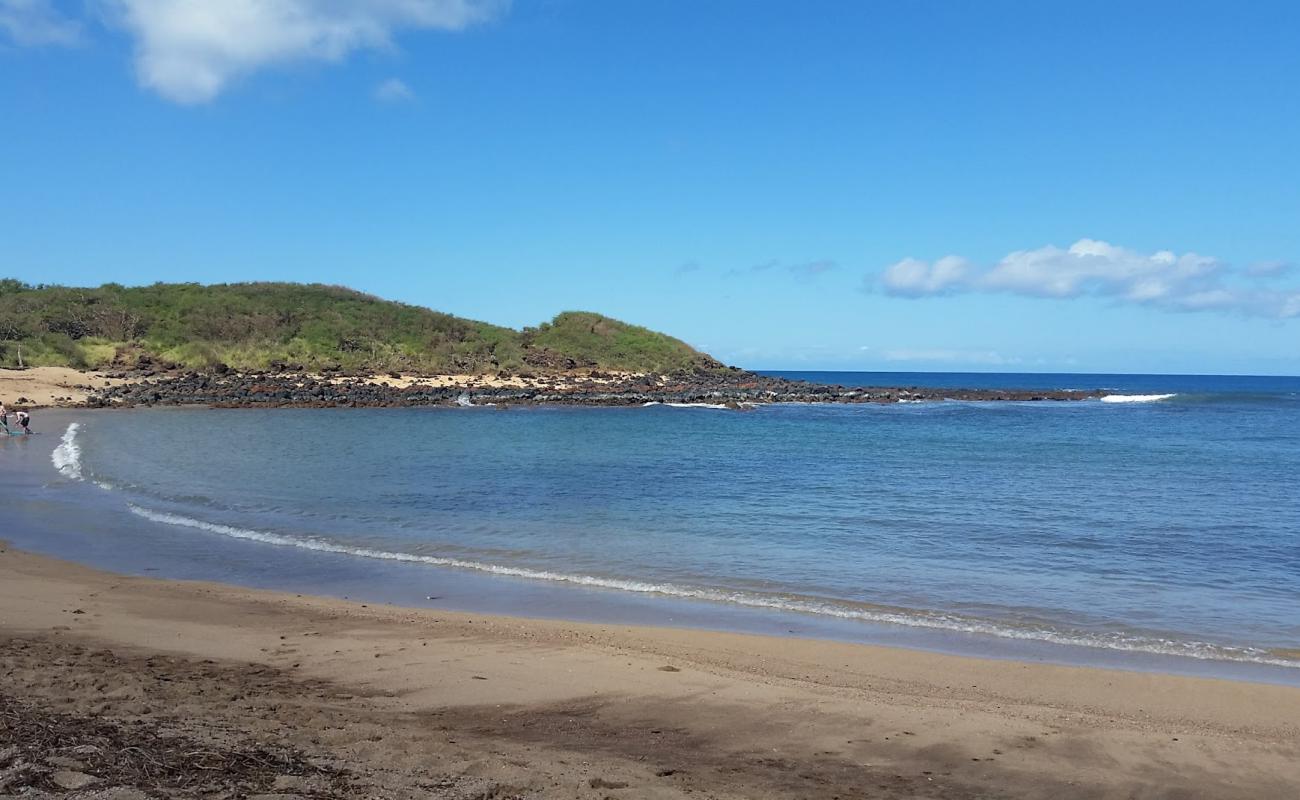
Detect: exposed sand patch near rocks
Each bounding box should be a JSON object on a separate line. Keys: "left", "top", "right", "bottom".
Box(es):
{"left": 0, "top": 368, "right": 130, "bottom": 409}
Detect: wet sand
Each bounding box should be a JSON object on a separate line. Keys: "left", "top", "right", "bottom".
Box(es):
{"left": 2, "top": 544, "right": 1297, "bottom": 798}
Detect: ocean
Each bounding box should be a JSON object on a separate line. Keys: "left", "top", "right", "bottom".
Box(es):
{"left": 5, "top": 371, "right": 1299, "bottom": 684}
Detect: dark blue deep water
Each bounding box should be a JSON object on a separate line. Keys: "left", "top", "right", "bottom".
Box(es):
{"left": 8, "top": 372, "right": 1300, "bottom": 677}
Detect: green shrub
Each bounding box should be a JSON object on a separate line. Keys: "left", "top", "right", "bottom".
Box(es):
{"left": 0, "top": 281, "right": 718, "bottom": 374}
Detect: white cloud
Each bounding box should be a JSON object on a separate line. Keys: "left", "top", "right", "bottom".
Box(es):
{"left": 373, "top": 76, "right": 413, "bottom": 102}
{"left": 0, "top": 0, "right": 81, "bottom": 46}
{"left": 980, "top": 239, "right": 1220, "bottom": 300}
{"left": 878, "top": 239, "right": 1300, "bottom": 319}
{"left": 880, "top": 255, "right": 970, "bottom": 296}
{"left": 98, "top": 0, "right": 506, "bottom": 103}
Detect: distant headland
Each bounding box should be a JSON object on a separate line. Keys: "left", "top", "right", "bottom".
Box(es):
{"left": 0, "top": 279, "right": 719, "bottom": 374}
{"left": 0, "top": 280, "right": 1101, "bottom": 408}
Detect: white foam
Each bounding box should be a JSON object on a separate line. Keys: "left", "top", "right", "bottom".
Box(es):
{"left": 643, "top": 402, "right": 733, "bottom": 410}
{"left": 1100, "top": 393, "right": 1176, "bottom": 404}
{"left": 125, "top": 503, "right": 1298, "bottom": 669}
{"left": 51, "top": 423, "right": 83, "bottom": 481}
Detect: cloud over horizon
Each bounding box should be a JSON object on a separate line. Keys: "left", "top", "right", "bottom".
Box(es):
{"left": 879, "top": 239, "right": 1300, "bottom": 319}
{"left": 788, "top": 259, "right": 837, "bottom": 280}
{"left": 882, "top": 348, "right": 1021, "bottom": 366}
{"left": 724, "top": 258, "right": 838, "bottom": 280}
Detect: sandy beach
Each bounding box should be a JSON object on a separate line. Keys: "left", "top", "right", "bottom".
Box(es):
{"left": 2, "top": 544, "right": 1297, "bottom": 799}
{"left": 0, "top": 368, "right": 130, "bottom": 408}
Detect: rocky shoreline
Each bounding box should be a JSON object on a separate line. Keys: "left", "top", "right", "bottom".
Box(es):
{"left": 82, "top": 368, "right": 1103, "bottom": 409}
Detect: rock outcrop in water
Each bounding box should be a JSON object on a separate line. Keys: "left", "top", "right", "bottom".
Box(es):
{"left": 86, "top": 368, "right": 1103, "bottom": 409}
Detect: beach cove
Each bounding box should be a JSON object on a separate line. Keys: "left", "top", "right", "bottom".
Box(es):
{"left": 3, "top": 374, "right": 1299, "bottom": 797}
{"left": 9, "top": 3, "right": 1300, "bottom": 794}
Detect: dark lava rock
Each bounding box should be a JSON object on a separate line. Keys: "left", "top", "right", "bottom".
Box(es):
{"left": 84, "top": 370, "right": 1103, "bottom": 410}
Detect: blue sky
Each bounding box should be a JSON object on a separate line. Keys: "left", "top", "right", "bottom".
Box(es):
{"left": 2, "top": 1, "right": 1298, "bottom": 374}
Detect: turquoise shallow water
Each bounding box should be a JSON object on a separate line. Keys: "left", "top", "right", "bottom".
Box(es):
{"left": 6, "top": 372, "right": 1300, "bottom": 680}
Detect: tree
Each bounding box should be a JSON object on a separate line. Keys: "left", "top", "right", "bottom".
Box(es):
{"left": 0, "top": 311, "right": 35, "bottom": 367}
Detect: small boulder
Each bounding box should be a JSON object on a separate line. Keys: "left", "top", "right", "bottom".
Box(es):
{"left": 51, "top": 770, "right": 99, "bottom": 790}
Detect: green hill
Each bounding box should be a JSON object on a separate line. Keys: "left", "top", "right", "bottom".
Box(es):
{"left": 524, "top": 311, "right": 715, "bottom": 373}
{"left": 0, "top": 280, "right": 723, "bottom": 374}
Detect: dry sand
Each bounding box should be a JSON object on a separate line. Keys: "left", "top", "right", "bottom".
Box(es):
{"left": 2, "top": 546, "right": 1298, "bottom": 798}
{"left": 0, "top": 368, "right": 129, "bottom": 408}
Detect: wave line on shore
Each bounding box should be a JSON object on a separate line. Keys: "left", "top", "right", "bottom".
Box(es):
{"left": 124, "top": 503, "right": 1298, "bottom": 670}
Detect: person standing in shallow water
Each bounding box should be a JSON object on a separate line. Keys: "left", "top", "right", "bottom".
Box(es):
{"left": 15, "top": 409, "right": 30, "bottom": 435}
{"left": 0, "top": 400, "right": 8, "bottom": 435}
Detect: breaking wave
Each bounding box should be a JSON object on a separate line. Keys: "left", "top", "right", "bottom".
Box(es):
{"left": 642, "top": 402, "right": 733, "bottom": 410}
{"left": 1100, "top": 393, "right": 1177, "bottom": 404}
{"left": 51, "top": 423, "right": 83, "bottom": 481}
{"left": 125, "top": 503, "right": 1299, "bottom": 670}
